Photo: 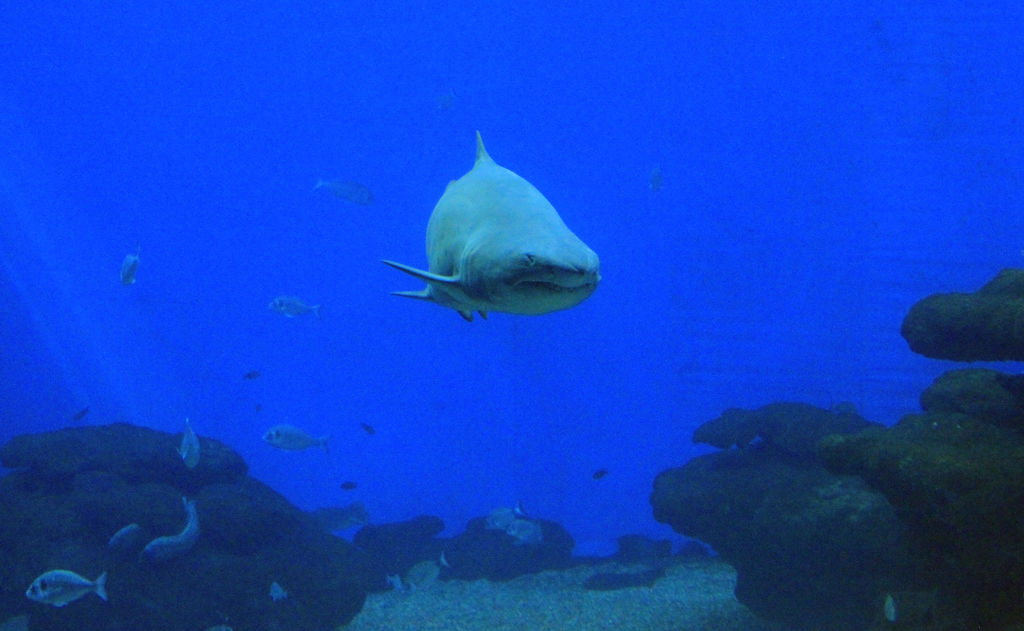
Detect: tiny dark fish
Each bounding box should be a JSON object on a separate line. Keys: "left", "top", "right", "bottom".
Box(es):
{"left": 339, "top": 481, "right": 358, "bottom": 491}
{"left": 243, "top": 370, "right": 261, "bottom": 380}
{"left": 360, "top": 422, "right": 376, "bottom": 435}
{"left": 592, "top": 468, "right": 609, "bottom": 480}
{"left": 71, "top": 406, "right": 90, "bottom": 421}
{"left": 254, "top": 403, "right": 263, "bottom": 413}
{"left": 314, "top": 179, "right": 374, "bottom": 205}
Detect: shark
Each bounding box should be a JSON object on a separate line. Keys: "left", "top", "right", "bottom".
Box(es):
{"left": 383, "top": 131, "right": 600, "bottom": 321}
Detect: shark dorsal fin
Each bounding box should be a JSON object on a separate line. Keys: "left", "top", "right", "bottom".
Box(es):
{"left": 474, "top": 131, "right": 492, "bottom": 165}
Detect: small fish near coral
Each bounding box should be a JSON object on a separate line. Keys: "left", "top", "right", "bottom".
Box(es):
{"left": 177, "top": 417, "right": 200, "bottom": 469}
{"left": 25, "top": 569, "right": 107, "bottom": 607}
{"left": 140, "top": 497, "right": 200, "bottom": 562}
{"left": 269, "top": 295, "right": 322, "bottom": 319}
{"left": 263, "top": 424, "right": 329, "bottom": 452}
{"left": 269, "top": 581, "right": 288, "bottom": 602}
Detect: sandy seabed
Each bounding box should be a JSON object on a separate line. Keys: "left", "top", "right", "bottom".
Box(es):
{"left": 341, "top": 559, "right": 787, "bottom": 631}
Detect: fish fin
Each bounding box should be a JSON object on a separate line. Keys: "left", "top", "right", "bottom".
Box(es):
{"left": 479, "top": 311, "right": 488, "bottom": 320}
{"left": 381, "top": 260, "right": 460, "bottom": 285}
{"left": 320, "top": 435, "right": 330, "bottom": 454}
{"left": 474, "top": 131, "right": 492, "bottom": 164}
{"left": 94, "top": 571, "right": 108, "bottom": 602}
{"left": 313, "top": 304, "right": 323, "bottom": 319}
{"left": 458, "top": 310, "right": 474, "bottom": 322}
{"left": 392, "top": 289, "right": 434, "bottom": 301}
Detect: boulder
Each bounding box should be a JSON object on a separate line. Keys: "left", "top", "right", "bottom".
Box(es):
{"left": 0, "top": 424, "right": 371, "bottom": 631}
{"left": 900, "top": 268, "right": 1024, "bottom": 361}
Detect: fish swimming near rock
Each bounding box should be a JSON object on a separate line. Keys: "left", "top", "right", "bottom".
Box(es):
{"left": 107, "top": 522, "right": 143, "bottom": 552}
{"left": 269, "top": 295, "right": 322, "bottom": 319}
{"left": 120, "top": 247, "right": 140, "bottom": 285}
{"left": 314, "top": 179, "right": 374, "bottom": 205}
{"left": 269, "top": 581, "right": 288, "bottom": 602}
{"left": 177, "top": 417, "right": 200, "bottom": 469}
{"left": 505, "top": 518, "right": 543, "bottom": 545}
{"left": 141, "top": 497, "right": 200, "bottom": 562}
{"left": 25, "top": 569, "right": 107, "bottom": 607}
{"left": 263, "top": 424, "right": 329, "bottom": 452}
{"left": 382, "top": 131, "right": 600, "bottom": 321}
{"left": 71, "top": 406, "right": 90, "bottom": 421}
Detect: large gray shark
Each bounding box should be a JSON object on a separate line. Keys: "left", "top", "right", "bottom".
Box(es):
{"left": 383, "top": 132, "right": 600, "bottom": 321}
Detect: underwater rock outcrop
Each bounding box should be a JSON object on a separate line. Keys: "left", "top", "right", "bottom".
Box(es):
{"left": 442, "top": 516, "right": 575, "bottom": 581}
{"left": 819, "top": 404, "right": 1024, "bottom": 629}
{"left": 651, "top": 403, "right": 914, "bottom": 631}
{"left": 0, "top": 423, "right": 374, "bottom": 631}
{"left": 900, "top": 268, "right": 1024, "bottom": 361}
{"left": 693, "top": 401, "right": 872, "bottom": 456}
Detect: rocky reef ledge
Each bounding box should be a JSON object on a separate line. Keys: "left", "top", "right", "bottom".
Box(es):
{"left": 0, "top": 423, "right": 375, "bottom": 631}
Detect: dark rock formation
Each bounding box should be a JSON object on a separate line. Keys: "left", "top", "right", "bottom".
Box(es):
{"left": 0, "top": 423, "right": 372, "bottom": 631}
{"left": 652, "top": 404, "right": 913, "bottom": 631}
{"left": 442, "top": 516, "right": 574, "bottom": 581}
{"left": 693, "top": 401, "right": 873, "bottom": 456}
{"left": 819, "top": 410, "right": 1024, "bottom": 630}
{"left": 352, "top": 515, "right": 446, "bottom": 587}
{"left": 900, "top": 268, "right": 1024, "bottom": 361}
{"left": 919, "top": 368, "right": 1024, "bottom": 431}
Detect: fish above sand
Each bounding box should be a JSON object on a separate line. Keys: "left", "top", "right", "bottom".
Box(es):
{"left": 383, "top": 131, "right": 600, "bottom": 321}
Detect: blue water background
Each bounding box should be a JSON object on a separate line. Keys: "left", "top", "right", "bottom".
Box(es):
{"left": 1, "top": 2, "right": 1022, "bottom": 555}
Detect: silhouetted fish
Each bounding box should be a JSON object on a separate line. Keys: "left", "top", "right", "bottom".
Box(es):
{"left": 339, "top": 481, "right": 358, "bottom": 491}
{"left": 360, "top": 422, "right": 375, "bottom": 435}
{"left": 592, "top": 468, "right": 609, "bottom": 479}
{"left": 314, "top": 179, "right": 374, "bottom": 205}
{"left": 71, "top": 406, "right": 90, "bottom": 421}
{"left": 120, "top": 247, "right": 140, "bottom": 285}
{"left": 243, "top": 370, "right": 261, "bottom": 380}
{"left": 649, "top": 165, "right": 663, "bottom": 192}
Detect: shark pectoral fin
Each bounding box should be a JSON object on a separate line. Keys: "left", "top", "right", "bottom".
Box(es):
{"left": 392, "top": 289, "right": 434, "bottom": 301}
{"left": 458, "top": 310, "right": 474, "bottom": 322}
{"left": 478, "top": 311, "right": 488, "bottom": 320}
{"left": 381, "top": 260, "right": 460, "bottom": 285}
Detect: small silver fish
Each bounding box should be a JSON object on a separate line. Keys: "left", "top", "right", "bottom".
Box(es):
{"left": 314, "top": 179, "right": 374, "bottom": 205}
{"left": 506, "top": 519, "right": 543, "bottom": 545}
{"left": 120, "top": 247, "right": 140, "bottom": 285}
{"left": 269, "top": 581, "right": 288, "bottom": 602}
{"left": 141, "top": 497, "right": 200, "bottom": 562}
{"left": 107, "top": 522, "right": 142, "bottom": 551}
{"left": 485, "top": 507, "right": 516, "bottom": 531}
{"left": 25, "top": 569, "right": 107, "bottom": 607}
{"left": 177, "top": 417, "right": 200, "bottom": 469}
{"left": 269, "top": 296, "right": 322, "bottom": 319}
{"left": 263, "top": 424, "right": 329, "bottom": 452}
